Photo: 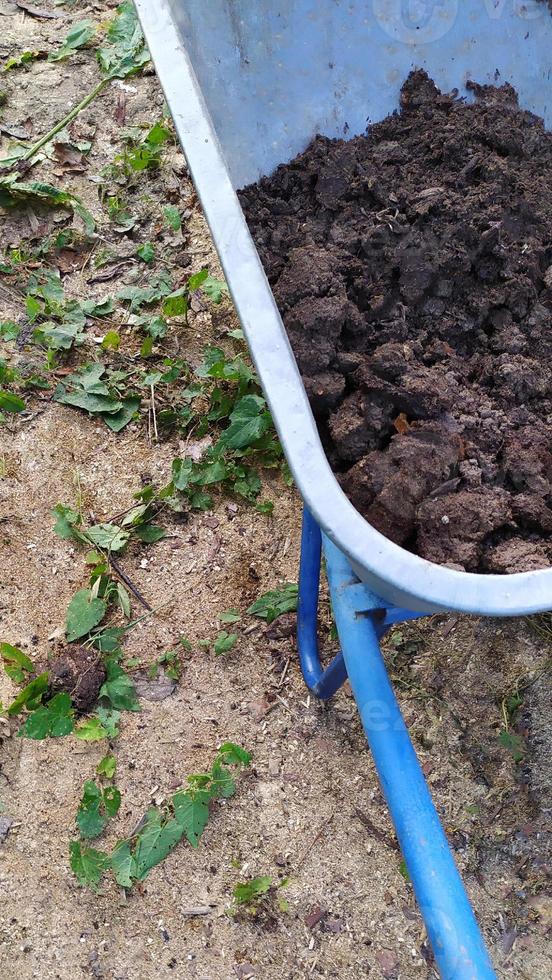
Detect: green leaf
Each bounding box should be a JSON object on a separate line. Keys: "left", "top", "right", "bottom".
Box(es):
{"left": 0, "top": 175, "right": 94, "bottom": 232}
{"left": 209, "top": 760, "right": 235, "bottom": 799}
{"left": 19, "top": 692, "right": 74, "bottom": 740}
{"left": 1, "top": 643, "right": 34, "bottom": 684}
{"left": 247, "top": 584, "right": 298, "bottom": 624}
{"left": 97, "top": 754, "right": 117, "bottom": 779}
{"left": 134, "top": 524, "right": 166, "bottom": 543}
{"left": 86, "top": 523, "right": 130, "bottom": 553}
{"left": 162, "top": 290, "right": 188, "bottom": 318}
{"left": 219, "top": 610, "right": 241, "bottom": 625}
{"left": 74, "top": 717, "right": 109, "bottom": 741}
{"left": 7, "top": 672, "right": 49, "bottom": 716}
{"left": 52, "top": 503, "right": 82, "bottom": 541}
{"left": 66, "top": 588, "right": 107, "bottom": 642}
{"left": 233, "top": 876, "right": 272, "bottom": 906}
{"left": 77, "top": 780, "right": 106, "bottom": 838}
{"left": 70, "top": 841, "right": 111, "bottom": 890}
{"left": 96, "top": 706, "right": 121, "bottom": 738}
{"left": 172, "top": 790, "right": 210, "bottom": 848}
{"left": 213, "top": 631, "right": 238, "bottom": 656}
{"left": 111, "top": 840, "right": 136, "bottom": 888}
{"left": 99, "top": 660, "right": 139, "bottom": 712}
{"left": 498, "top": 729, "right": 525, "bottom": 763}
{"left": 55, "top": 389, "right": 123, "bottom": 415}
{"left": 97, "top": 0, "right": 150, "bottom": 80}
{"left": 49, "top": 20, "right": 96, "bottom": 62}
{"left": 218, "top": 394, "right": 271, "bottom": 450}
{"left": 0, "top": 321, "right": 20, "bottom": 342}
{"left": 201, "top": 275, "right": 229, "bottom": 304}
{"left": 102, "top": 397, "right": 140, "bottom": 432}
{"left": 217, "top": 742, "right": 252, "bottom": 767}
{"left": 0, "top": 390, "right": 25, "bottom": 413}
{"left": 103, "top": 785, "right": 121, "bottom": 818}
{"left": 102, "top": 330, "right": 120, "bottom": 351}
{"left": 117, "top": 582, "right": 131, "bottom": 619}
{"left": 163, "top": 205, "right": 181, "bottom": 230}
{"left": 76, "top": 781, "right": 121, "bottom": 838}
{"left": 136, "top": 243, "right": 154, "bottom": 264}
{"left": 133, "top": 809, "right": 184, "bottom": 879}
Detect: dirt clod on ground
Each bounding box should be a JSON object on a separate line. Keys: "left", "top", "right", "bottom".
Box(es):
{"left": 48, "top": 645, "right": 106, "bottom": 713}
{"left": 240, "top": 71, "right": 552, "bottom": 572}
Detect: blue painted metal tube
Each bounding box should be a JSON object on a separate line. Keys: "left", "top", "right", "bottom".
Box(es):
{"left": 324, "top": 536, "right": 497, "bottom": 980}
{"left": 297, "top": 509, "right": 347, "bottom": 699}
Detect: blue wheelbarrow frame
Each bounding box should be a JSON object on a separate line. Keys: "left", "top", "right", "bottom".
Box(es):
{"left": 135, "top": 3, "right": 552, "bottom": 976}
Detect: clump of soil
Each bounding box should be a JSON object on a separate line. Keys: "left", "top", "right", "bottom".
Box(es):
{"left": 240, "top": 72, "right": 552, "bottom": 572}
{"left": 49, "top": 646, "right": 106, "bottom": 713}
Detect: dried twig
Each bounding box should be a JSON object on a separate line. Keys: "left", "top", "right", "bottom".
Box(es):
{"left": 108, "top": 554, "right": 152, "bottom": 611}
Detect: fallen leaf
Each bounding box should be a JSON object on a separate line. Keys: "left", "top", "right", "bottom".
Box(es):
{"left": 304, "top": 906, "right": 327, "bottom": 929}
{"left": 393, "top": 412, "right": 411, "bottom": 434}
{"left": 375, "top": 949, "right": 400, "bottom": 978}
{"left": 114, "top": 91, "right": 126, "bottom": 126}
{"left": 53, "top": 143, "right": 85, "bottom": 168}
{"left": 133, "top": 670, "right": 176, "bottom": 702}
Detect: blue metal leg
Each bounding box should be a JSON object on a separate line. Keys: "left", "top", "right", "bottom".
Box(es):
{"left": 297, "top": 508, "right": 497, "bottom": 979}
{"left": 297, "top": 508, "right": 347, "bottom": 699}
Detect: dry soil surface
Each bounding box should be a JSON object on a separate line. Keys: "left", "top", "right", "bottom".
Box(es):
{"left": 0, "top": 3, "right": 551, "bottom": 979}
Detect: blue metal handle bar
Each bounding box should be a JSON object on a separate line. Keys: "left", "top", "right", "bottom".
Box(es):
{"left": 298, "top": 507, "right": 497, "bottom": 979}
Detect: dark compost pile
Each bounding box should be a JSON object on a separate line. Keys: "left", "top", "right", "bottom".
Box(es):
{"left": 239, "top": 72, "right": 552, "bottom": 573}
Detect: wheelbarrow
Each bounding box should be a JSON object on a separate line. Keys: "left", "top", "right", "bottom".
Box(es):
{"left": 134, "top": 2, "right": 552, "bottom": 976}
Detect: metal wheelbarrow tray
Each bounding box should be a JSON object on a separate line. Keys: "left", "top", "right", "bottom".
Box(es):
{"left": 135, "top": 3, "right": 552, "bottom": 977}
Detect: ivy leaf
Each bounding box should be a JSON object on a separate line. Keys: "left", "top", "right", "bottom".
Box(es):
{"left": 213, "top": 631, "right": 238, "bottom": 656}
{"left": 103, "top": 786, "right": 121, "bottom": 818}
{"left": 1, "top": 643, "right": 34, "bottom": 684}
{"left": 111, "top": 841, "right": 136, "bottom": 888}
{"left": 19, "top": 692, "right": 74, "bottom": 739}
{"left": 0, "top": 321, "right": 20, "bottom": 342}
{"left": 48, "top": 20, "right": 96, "bottom": 62}
{"left": 0, "top": 175, "right": 95, "bottom": 233}
{"left": 219, "top": 610, "right": 241, "bottom": 625}
{"left": 136, "top": 243, "right": 154, "bottom": 264}
{"left": 77, "top": 781, "right": 106, "bottom": 838}
{"left": 162, "top": 290, "right": 188, "bottom": 318}
{"left": 247, "top": 583, "right": 298, "bottom": 624}
{"left": 201, "top": 275, "right": 229, "bottom": 304}
{"left": 0, "top": 390, "right": 25, "bottom": 413}
{"left": 86, "top": 523, "right": 130, "bottom": 552}
{"left": 217, "top": 742, "right": 252, "bottom": 767}
{"left": 96, "top": 754, "right": 117, "bottom": 779}
{"left": 69, "top": 841, "right": 111, "bottom": 890}
{"left": 52, "top": 503, "right": 82, "bottom": 541}
{"left": 66, "top": 588, "right": 107, "bottom": 642}
{"left": 209, "top": 760, "right": 235, "bottom": 799}
{"left": 233, "top": 876, "right": 272, "bottom": 906}
{"left": 133, "top": 809, "right": 184, "bottom": 880}
{"left": 96, "top": 706, "right": 121, "bottom": 738}
{"left": 99, "top": 660, "right": 139, "bottom": 711}
{"left": 172, "top": 790, "right": 210, "bottom": 848}
{"left": 163, "top": 204, "right": 181, "bottom": 230}
{"left": 133, "top": 524, "right": 165, "bottom": 544}
{"left": 102, "top": 396, "right": 140, "bottom": 432}
{"left": 218, "top": 394, "right": 272, "bottom": 450}
{"left": 76, "top": 781, "right": 121, "bottom": 838}
{"left": 74, "top": 717, "right": 109, "bottom": 741}
{"left": 97, "top": 0, "right": 150, "bottom": 80}
{"left": 7, "top": 672, "right": 49, "bottom": 716}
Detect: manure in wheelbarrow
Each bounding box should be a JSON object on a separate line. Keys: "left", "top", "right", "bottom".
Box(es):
{"left": 240, "top": 71, "right": 552, "bottom": 574}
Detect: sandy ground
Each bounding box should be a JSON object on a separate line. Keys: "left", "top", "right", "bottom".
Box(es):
{"left": 0, "top": 2, "right": 550, "bottom": 978}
